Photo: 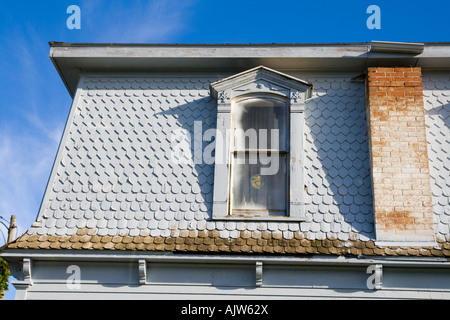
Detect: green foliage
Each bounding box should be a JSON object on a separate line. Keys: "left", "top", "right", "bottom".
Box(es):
{"left": 0, "top": 257, "right": 10, "bottom": 298}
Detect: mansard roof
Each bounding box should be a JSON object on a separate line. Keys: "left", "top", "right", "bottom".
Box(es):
{"left": 2, "top": 43, "right": 450, "bottom": 258}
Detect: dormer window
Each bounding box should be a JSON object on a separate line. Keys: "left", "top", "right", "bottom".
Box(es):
{"left": 210, "top": 66, "right": 312, "bottom": 221}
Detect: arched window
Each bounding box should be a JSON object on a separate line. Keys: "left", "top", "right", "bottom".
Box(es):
{"left": 210, "top": 66, "right": 312, "bottom": 221}
{"left": 231, "top": 95, "right": 289, "bottom": 217}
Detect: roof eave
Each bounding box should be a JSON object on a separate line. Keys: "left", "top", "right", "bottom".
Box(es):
{"left": 48, "top": 42, "right": 450, "bottom": 98}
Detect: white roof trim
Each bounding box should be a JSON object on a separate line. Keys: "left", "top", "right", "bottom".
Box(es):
{"left": 209, "top": 65, "right": 313, "bottom": 100}
{"left": 49, "top": 42, "right": 450, "bottom": 97}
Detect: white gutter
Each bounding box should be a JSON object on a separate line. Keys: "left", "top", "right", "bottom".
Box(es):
{"left": 2, "top": 250, "right": 449, "bottom": 268}
{"left": 370, "top": 41, "right": 425, "bottom": 54}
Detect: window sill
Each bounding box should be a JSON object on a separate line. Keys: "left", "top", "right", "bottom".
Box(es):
{"left": 210, "top": 215, "right": 306, "bottom": 222}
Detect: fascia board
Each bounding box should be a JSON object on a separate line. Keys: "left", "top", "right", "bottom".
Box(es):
{"left": 49, "top": 43, "right": 371, "bottom": 59}
{"left": 49, "top": 46, "right": 75, "bottom": 97}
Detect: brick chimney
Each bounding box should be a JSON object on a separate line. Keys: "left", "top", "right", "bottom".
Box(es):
{"left": 366, "top": 67, "right": 436, "bottom": 244}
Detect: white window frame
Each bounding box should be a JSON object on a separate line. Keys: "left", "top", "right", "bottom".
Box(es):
{"left": 209, "top": 66, "right": 312, "bottom": 221}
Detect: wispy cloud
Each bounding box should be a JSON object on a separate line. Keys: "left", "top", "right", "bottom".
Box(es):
{"left": 80, "top": 0, "right": 196, "bottom": 43}
{"left": 0, "top": 23, "right": 66, "bottom": 244}
{"left": 0, "top": 126, "right": 60, "bottom": 240}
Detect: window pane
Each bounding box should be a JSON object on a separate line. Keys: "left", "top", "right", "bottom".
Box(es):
{"left": 231, "top": 153, "right": 286, "bottom": 215}
{"left": 234, "top": 99, "right": 287, "bottom": 151}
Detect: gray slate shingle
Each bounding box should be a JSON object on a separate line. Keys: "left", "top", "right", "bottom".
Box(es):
{"left": 423, "top": 72, "right": 450, "bottom": 242}
{"left": 20, "top": 72, "right": 447, "bottom": 247}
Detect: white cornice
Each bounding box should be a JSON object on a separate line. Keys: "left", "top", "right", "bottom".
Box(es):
{"left": 49, "top": 42, "right": 450, "bottom": 97}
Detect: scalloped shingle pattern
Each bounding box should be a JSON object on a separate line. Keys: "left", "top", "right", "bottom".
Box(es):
{"left": 423, "top": 72, "right": 450, "bottom": 242}
{"left": 14, "top": 73, "right": 376, "bottom": 253}
{"left": 43, "top": 76, "right": 216, "bottom": 238}
{"left": 303, "top": 76, "right": 374, "bottom": 241}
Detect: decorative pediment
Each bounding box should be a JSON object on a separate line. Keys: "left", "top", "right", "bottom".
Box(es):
{"left": 210, "top": 65, "right": 313, "bottom": 103}
{"left": 233, "top": 79, "right": 289, "bottom": 97}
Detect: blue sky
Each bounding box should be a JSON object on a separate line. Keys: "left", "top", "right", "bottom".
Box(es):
{"left": 0, "top": 0, "right": 449, "bottom": 299}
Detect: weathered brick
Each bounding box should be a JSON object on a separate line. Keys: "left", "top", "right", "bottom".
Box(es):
{"left": 366, "top": 67, "right": 435, "bottom": 243}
